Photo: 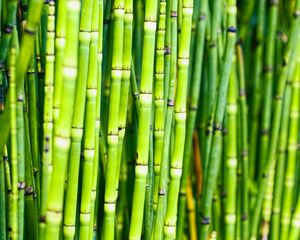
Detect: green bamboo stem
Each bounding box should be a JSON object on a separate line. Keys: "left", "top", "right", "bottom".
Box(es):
{"left": 115, "top": 0, "right": 134, "bottom": 204}
{"left": 24, "top": 109, "right": 38, "bottom": 240}
{"left": 8, "top": 45, "right": 18, "bottom": 240}
{"left": 153, "top": 0, "right": 176, "bottom": 238}
{"left": 79, "top": 0, "right": 99, "bottom": 236}
{"left": 0, "top": 146, "right": 6, "bottom": 240}
{"left": 102, "top": 1, "right": 125, "bottom": 239}
{"left": 163, "top": 0, "right": 171, "bottom": 114}
{"left": 144, "top": 116, "right": 154, "bottom": 239}
{"left": 249, "top": 0, "right": 266, "bottom": 180}
{"left": 130, "top": 61, "right": 140, "bottom": 117}
{"left": 236, "top": 43, "right": 249, "bottom": 240}
{"left": 133, "top": 0, "right": 144, "bottom": 83}
{"left": 163, "top": 1, "right": 193, "bottom": 239}
{"left": 224, "top": 56, "right": 237, "bottom": 240}
{"left": 27, "top": 55, "right": 40, "bottom": 212}
{"left": 199, "top": 0, "right": 237, "bottom": 238}
{"left": 269, "top": 55, "right": 294, "bottom": 240}
{"left": 177, "top": 0, "right": 207, "bottom": 238}
{"left": 39, "top": 2, "right": 55, "bottom": 238}
{"left": 153, "top": 0, "right": 166, "bottom": 214}
{"left": 280, "top": 42, "right": 300, "bottom": 240}
{"left": 3, "top": 145, "right": 12, "bottom": 209}
{"left": 128, "top": 0, "right": 158, "bottom": 238}
{"left": 52, "top": 0, "right": 67, "bottom": 121}
{"left": 250, "top": 1, "right": 300, "bottom": 238}
{"left": 288, "top": 194, "right": 300, "bottom": 240}
{"left": 258, "top": 0, "right": 279, "bottom": 179}
{"left": 0, "top": 0, "right": 18, "bottom": 66}
{"left": 45, "top": 1, "right": 80, "bottom": 239}
{"left": 16, "top": 76, "right": 25, "bottom": 240}
{"left": 202, "top": 0, "right": 222, "bottom": 180}
{"left": 62, "top": 0, "right": 94, "bottom": 237}
{"left": 89, "top": 0, "right": 104, "bottom": 238}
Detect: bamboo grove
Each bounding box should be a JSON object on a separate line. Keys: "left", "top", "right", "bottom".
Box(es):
{"left": 1, "top": 0, "right": 300, "bottom": 239}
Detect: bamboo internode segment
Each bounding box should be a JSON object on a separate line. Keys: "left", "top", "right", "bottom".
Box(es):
{"left": 1, "top": 0, "right": 300, "bottom": 239}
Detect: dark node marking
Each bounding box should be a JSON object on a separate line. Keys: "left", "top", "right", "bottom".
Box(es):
{"left": 3, "top": 156, "right": 8, "bottom": 161}
{"left": 18, "top": 182, "right": 26, "bottom": 190}
{"left": 7, "top": 189, "right": 12, "bottom": 194}
{"left": 274, "top": 95, "right": 283, "bottom": 100}
{"left": 293, "top": 10, "right": 300, "bottom": 18}
{"left": 270, "top": 0, "right": 279, "bottom": 5}
{"left": 199, "top": 14, "right": 206, "bottom": 21}
{"left": 241, "top": 149, "right": 248, "bottom": 157}
{"left": 34, "top": 168, "right": 39, "bottom": 174}
{"left": 227, "top": 26, "right": 236, "bottom": 33}
{"left": 45, "top": 147, "right": 49, "bottom": 153}
{"left": 263, "top": 65, "right": 273, "bottom": 73}
{"left": 167, "top": 99, "right": 174, "bottom": 107}
{"left": 171, "top": 11, "right": 177, "bottom": 17}
{"left": 25, "top": 186, "right": 34, "bottom": 195}
{"left": 45, "top": 136, "right": 50, "bottom": 142}
{"left": 239, "top": 89, "right": 246, "bottom": 97}
{"left": 179, "top": 191, "right": 186, "bottom": 196}
{"left": 21, "top": 4, "right": 28, "bottom": 11}
{"left": 209, "top": 43, "right": 216, "bottom": 48}
{"left": 221, "top": 191, "right": 227, "bottom": 198}
{"left": 261, "top": 128, "right": 269, "bottom": 135}
{"left": 254, "top": 39, "right": 262, "bottom": 48}
{"left": 241, "top": 213, "right": 248, "bottom": 221}
{"left": 205, "top": 129, "right": 212, "bottom": 136}
{"left": 189, "top": 105, "right": 198, "bottom": 111}
{"left": 164, "top": 46, "right": 171, "bottom": 55}
{"left": 4, "top": 24, "right": 13, "bottom": 34}
{"left": 262, "top": 173, "right": 268, "bottom": 179}
{"left": 159, "top": 188, "right": 166, "bottom": 195}
{"left": 213, "top": 125, "right": 223, "bottom": 131}
{"left": 282, "top": 58, "right": 288, "bottom": 67}
{"left": 201, "top": 216, "right": 210, "bottom": 225}
{"left": 18, "top": 96, "right": 24, "bottom": 102}
{"left": 24, "top": 27, "right": 36, "bottom": 35}
{"left": 40, "top": 215, "right": 46, "bottom": 223}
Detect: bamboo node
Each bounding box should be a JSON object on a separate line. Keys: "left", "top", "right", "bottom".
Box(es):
{"left": 201, "top": 216, "right": 210, "bottom": 225}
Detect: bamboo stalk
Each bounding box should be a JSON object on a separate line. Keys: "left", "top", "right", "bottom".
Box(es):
{"left": 129, "top": 0, "right": 158, "bottom": 238}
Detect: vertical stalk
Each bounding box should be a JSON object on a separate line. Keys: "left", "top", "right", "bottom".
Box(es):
{"left": 79, "top": 0, "right": 99, "bottom": 236}
{"left": 153, "top": 0, "right": 176, "bottom": 238}
{"left": 153, "top": 0, "right": 166, "bottom": 214}
{"left": 39, "top": 1, "right": 55, "bottom": 238}
{"left": 224, "top": 56, "right": 237, "bottom": 240}
{"left": 63, "top": 0, "right": 94, "bottom": 237}
{"left": 258, "top": 0, "right": 278, "bottom": 179}
{"left": 250, "top": 1, "right": 300, "bottom": 238}
{"left": 280, "top": 42, "right": 300, "bottom": 240}
{"left": 163, "top": 0, "right": 193, "bottom": 239}
{"left": 236, "top": 43, "right": 249, "bottom": 240}
{"left": 9, "top": 45, "right": 18, "bottom": 240}
{"left": 177, "top": 0, "right": 208, "bottom": 237}
{"left": 102, "top": 0, "right": 125, "bottom": 238}
{"left": 199, "top": 0, "right": 237, "bottom": 238}
{"left": 129, "top": 0, "right": 158, "bottom": 238}
{"left": 45, "top": 1, "right": 80, "bottom": 238}
{"left": 52, "top": 0, "right": 66, "bottom": 121}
